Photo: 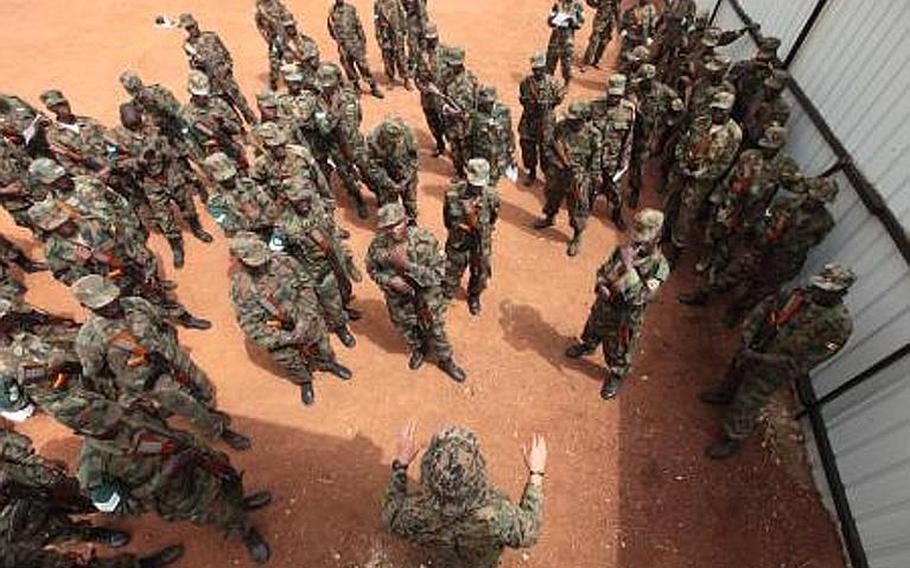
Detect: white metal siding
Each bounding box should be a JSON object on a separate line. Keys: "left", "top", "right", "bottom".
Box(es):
{"left": 711, "top": 2, "right": 910, "bottom": 567}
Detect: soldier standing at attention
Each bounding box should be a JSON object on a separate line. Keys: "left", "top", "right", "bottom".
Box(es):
{"left": 533, "top": 101, "right": 602, "bottom": 257}
{"left": 401, "top": 0, "right": 429, "bottom": 76}
{"left": 328, "top": 0, "right": 385, "bottom": 98}
{"left": 366, "top": 203, "right": 467, "bottom": 382}
{"left": 181, "top": 71, "right": 248, "bottom": 168}
{"left": 254, "top": 0, "right": 293, "bottom": 89}
{"left": 382, "top": 423, "right": 546, "bottom": 568}
{"left": 441, "top": 47, "right": 478, "bottom": 181}
{"left": 442, "top": 159, "right": 501, "bottom": 316}
{"left": 518, "top": 53, "right": 565, "bottom": 186}
{"left": 590, "top": 73, "right": 636, "bottom": 231}
{"left": 545, "top": 0, "right": 585, "bottom": 84}
{"left": 565, "top": 209, "right": 670, "bottom": 399}
{"left": 581, "top": 0, "right": 620, "bottom": 72}
{"left": 701, "top": 264, "right": 855, "bottom": 459}
{"left": 466, "top": 86, "right": 516, "bottom": 187}
{"left": 415, "top": 23, "right": 447, "bottom": 157}
{"left": 374, "top": 0, "right": 413, "bottom": 89}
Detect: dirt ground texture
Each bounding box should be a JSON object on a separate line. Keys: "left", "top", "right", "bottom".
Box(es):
{"left": 1, "top": 1, "right": 847, "bottom": 567}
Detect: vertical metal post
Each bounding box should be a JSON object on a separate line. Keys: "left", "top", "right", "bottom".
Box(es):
{"left": 709, "top": 0, "right": 723, "bottom": 25}
{"left": 784, "top": 0, "right": 831, "bottom": 68}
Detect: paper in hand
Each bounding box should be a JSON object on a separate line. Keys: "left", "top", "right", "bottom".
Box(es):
{"left": 551, "top": 12, "right": 572, "bottom": 27}
{"left": 505, "top": 164, "right": 519, "bottom": 183}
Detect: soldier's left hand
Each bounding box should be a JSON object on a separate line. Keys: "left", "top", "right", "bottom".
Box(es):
{"left": 394, "top": 419, "right": 422, "bottom": 466}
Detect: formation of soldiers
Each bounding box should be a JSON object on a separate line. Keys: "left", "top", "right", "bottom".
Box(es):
{"left": 0, "top": 0, "right": 858, "bottom": 565}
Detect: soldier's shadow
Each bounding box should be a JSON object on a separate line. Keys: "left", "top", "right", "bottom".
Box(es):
{"left": 349, "top": 297, "right": 410, "bottom": 356}
{"left": 38, "top": 416, "right": 426, "bottom": 567}
{"left": 497, "top": 199, "right": 571, "bottom": 244}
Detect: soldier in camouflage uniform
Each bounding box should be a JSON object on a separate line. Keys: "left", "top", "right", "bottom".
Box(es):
{"left": 275, "top": 64, "right": 322, "bottom": 146}
{"left": 545, "top": 0, "right": 584, "bottom": 84}
{"left": 1, "top": 96, "right": 48, "bottom": 227}
{"left": 374, "top": 0, "right": 412, "bottom": 89}
{"left": 71, "top": 275, "right": 250, "bottom": 451}
{"left": 39, "top": 90, "right": 112, "bottom": 176}
{"left": 279, "top": 17, "right": 322, "bottom": 88}
{"left": 533, "top": 101, "right": 602, "bottom": 257}
{"left": 327, "top": 0, "right": 385, "bottom": 98}
{"left": 581, "top": 0, "right": 620, "bottom": 71}
{"left": 620, "top": 0, "right": 659, "bottom": 57}
{"left": 729, "top": 36, "right": 781, "bottom": 123}
{"left": 229, "top": 233, "right": 352, "bottom": 406}
{"left": 590, "top": 73, "right": 636, "bottom": 230}
{"left": 0, "top": 296, "right": 79, "bottom": 353}
{"left": 179, "top": 13, "right": 257, "bottom": 124}
{"left": 181, "top": 71, "right": 248, "bottom": 168}
{"left": 203, "top": 152, "right": 282, "bottom": 239}
{"left": 518, "top": 53, "right": 565, "bottom": 186}
{"left": 366, "top": 203, "right": 467, "bottom": 381}
{"left": 443, "top": 159, "right": 501, "bottom": 316}
{"left": 441, "top": 48, "right": 479, "bottom": 180}
{"left": 401, "top": 0, "right": 429, "bottom": 76}
{"left": 742, "top": 70, "right": 791, "bottom": 149}
{"left": 565, "top": 209, "right": 670, "bottom": 399}
{"left": 702, "top": 264, "right": 855, "bottom": 459}
{"left": 365, "top": 116, "right": 420, "bottom": 218}
{"left": 0, "top": 260, "right": 26, "bottom": 304}
{"left": 254, "top": 0, "right": 293, "bottom": 89}
{"left": 415, "top": 23, "right": 447, "bottom": 157}
{"left": 666, "top": 92, "right": 742, "bottom": 260}
{"left": 466, "top": 86, "right": 516, "bottom": 187}
{"left": 382, "top": 424, "right": 546, "bottom": 568}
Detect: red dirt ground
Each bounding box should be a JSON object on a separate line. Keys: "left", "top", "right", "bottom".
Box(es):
{"left": 1, "top": 1, "right": 846, "bottom": 567}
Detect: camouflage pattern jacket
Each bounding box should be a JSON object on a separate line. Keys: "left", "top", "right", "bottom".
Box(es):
{"left": 631, "top": 81, "right": 682, "bottom": 137}
{"left": 366, "top": 125, "right": 419, "bottom": 191}
{"left": 468, "top": 104, "right": 516, "bottom": 176}
{"left": 547, "top": 119, "right": 602, "bottom": 182}
{"left": 592, "top": 99, "right": 636, "bottom": 173}
{"left": 207, "top": 177, "right": 282, "bottom": 237}
{"left": 252, "top": 144, "right": 334, "bottom": 206}
{"left": 711, "top": 150, "right": 798, "bottom": 234}
{"left": 374, "top": 0, "right": 408, "bottom": 49}
{"left": 674, "top": 117, "right": 742, "bottom": 181}
{"left": 366, "top": 226, "right": 445, "bottom": 305}
{"left": 45, "top": 117, "right": 112, "bottom": 175}
{"left": 595, "top": 244, "right": 670, "bottom": 308}
{"left": 328, "top": 2, "right": 368, "bottom": 49}
{"left": 185, "top": 30, "right": 234, "bottom": 74}
{"left": 443, "top": 183, "right": 501, "bottom": 277}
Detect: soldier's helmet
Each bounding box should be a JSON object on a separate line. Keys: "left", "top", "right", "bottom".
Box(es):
{"left": 701, "top": 27, "right": 722, "bottom": 47}
{"left": 376, "top": 202, "right": 407, "bottom": 229}
{"left": 530, "top": 52, "right": 547, "bottom": 69}
{"left": 316, "top": 63, "right": 341, "bottom": 89}
{"left": 420, "top": 427, "right": 490, "bottom": 515}
{"left": 628, "top": 45, "right": 652, "bottom": 64}
{"left": 28, "top": 158, "right": 67, "bottom": 185}
{"left": 380, "top": 116, "right": 406, "bottom": 138}
{"left": 704, "top": 55, "right": 731, "bottom": 74}
{"left": 28, "top": 198, "right": 70, "bottom": 232}
{"left": 257, "top": 90, "right": 279, "bottom": 109}
{"left": 444, "top": 47, "right": 466, "bottom": 67}
{"left": 178, "top": 13, "right": 198, "bottom": 29}
{"left": 635, "top": 63, "right": 657, "bottom": 82}
{"left": 565, "top": 101, "right": 590, "bottom": 121}
{"left": 230, "top": 232, "right": 271, "bottom": 268}
{"left": 71, "top": 274, "right": 121, "bottom": 309}
{"left": 281, "top": 63, "right": 304, "bottom": 83}
{"left": 466, "top": 158, "right": 491, "bottom": 187}
{"left": 809, "top": 263, "right": 856, "bottom": 293}
{"left": 630, "top": 208, "right": 664, "bottom": 243}
{"left": 764, "top": 69, "right": 789, "bottom": 91}
{"left": 424, "top": 23, "right": 439, "bottom": 41}
{"left": 710, "top": 91, "right": 735, "bottom": 111}
{"left": 187, "top": 70, "right": 211, "bottom": 96}
{"left": 806, "top": 176, "right": 839, "bottom": 203}
{"left": 39, "top": 89, "right": 68, "bottom": 109}
{"left": 758, "top": 125, "right": 787, "bottom": 149}
{"left": 119, "top": 70, "right": 144, "bottom": 94}
{"left": 255, "top": 122, "right": 287, "bottom": 147}
{"left": 284, "top": 179, "right": 316, "bottom": 204}
{"left": 607, "top": 73, "right": 627, "bottom": 96}
{"left": 203, "top": 152, "right": 239, "bottom": 182}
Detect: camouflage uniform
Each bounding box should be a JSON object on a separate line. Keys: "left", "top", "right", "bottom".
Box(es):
{"left": 366, "top": 204, "right": 465, "bottom": 380}
{"left": 39, "top": 90, "right": 112, "bottom": 176}
{"left": 590, "top": 74, "right": 636, "bottom": 228}
{"left": 327, "top": 1, "right": 383, "bottom": 96}
{"left": 181, "top": 71, "right": 248, "bottom": 168}
{"left": 545, "top": 0, "right": 584, "bottom": 83}
{"left": 536, "top": 102, "right": 602, "bottom": 257}
{"left": 119, "top": 72, "right": 201, "bottom": 161}
{"left": 620, "top": 1, "right": 658, "bottom": 56}
{"left": 204, "top": 153, "right": 282, "bottom": 239}
{"left": 0, "top": 109, "right": 45, "bottom": 227}
{"left": 742, "top": 70, "right": 790, "bottom": 148}
{"left": 180, "top": 13, "right": 256, "bottom": 124}
{"left": 467, "top": 87, "right": 516, "bottom": 186}
{"left": 374, "top": 0, "right": 411, "bottom": 85}
{"left": 442, "top": 48, "right": 479, "bottom": 179}
{"left": 518, "top": 54, "right": 565, "bottom": 183}
{"left": 382, "top": 427, "right": 543, "bottom": 568}
{"left": 582, "top": 0, "right": 620, "bottom": 69}
{"left": 365, "top": 117, "right": 420, "bottom": 217}
{"left": 704, "top": 265, "right": 854, "bottom": 457}
{"left": 566, "top": 210, "right": 669, "bottom": 398}
{"left": 254, "top": 0, "right": 294, "bottom": 88}
{"left": 401, "top": 0, "right": 429, "bottom": 75}
{"left": 728, "top": 37, "right": 780, "bottom": 122}
{"left": 443, "top": 160, "right": 501, "bottom": 315}
{"left": 415, "top": 25, "right": 447, "bottom": 155}
{"left": 688, "top": 57, "right": 736, "bottom": 120}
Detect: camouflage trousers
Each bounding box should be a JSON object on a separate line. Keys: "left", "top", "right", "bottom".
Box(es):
{"left": 579, "top": 296, "right": 645, "bottom": 379}
{"left": 518, "top": 112, "right": 555, "bottom": 175}
{"left": 3, "top": 544, "right": 140, "bottom": 568}
{"left": 546, "top": 30, "right": 575, "bottom": 82}
{"left": 376, "top": 177, "right": 418, "bottom": 219}
{"left": 148, "top": 371, "right": 228, "bottom": 441}
{"left": 385, "top": 290, "right": 453, "bottom": 361}
{"left": 210, "top": 69, "right": 256, "bottom": 124}
{"left": 583, "top": 14, "right": 614, "bottom": 66}
{"left": 311, "top": 263, "right": 349, "bottom": 331}
{"left": 268, "top": 333, "right": 336, "bottom": 385}
{"left": 378, "top": 32, "right": 410, "bottom": 81}
{"left": 337, "top": 41, "right": 377, "bottom": 86}
{"left": 420, "top": 93, "right": 446, "bottom": 150}
{"left": 1, "top": 498, "right": 91, "bottom": 547}
{"left": 715, "top": 248, "right": 807, "bottom": 325}
{"left": 443, "top": 241, "right": 489, "bottom": 300}
{"left": 670, "top": 174, "right": 720, "bottom": 249}
{"left": 542, "top": 169, "right": 590, "bottom": 232}
{"left": 405, "top": 23, "right": 425, "bottom": 75}
{"left": 143, "top": 175, "right": 202, "bottom": 242}
{"left": 718, "top": 347, "right": 796, "bottom": 441}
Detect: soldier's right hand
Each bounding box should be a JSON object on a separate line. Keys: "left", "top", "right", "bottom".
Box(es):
{"left": 389, "top": 276, "right": 414, "bottom": 296}
{"left": 523, "top": 433, "right": 548, "bottom": 476}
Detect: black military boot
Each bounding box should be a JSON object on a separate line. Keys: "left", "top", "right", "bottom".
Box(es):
{"left": 600, "top": 375, "right": 623, "bottom": 400}
{"left": 177, "top": 312, "right": 212, "bottom": 330}
{"left": 439, "top": 359, "right": 466, "bottom": 383}
{"left": 14, "top": 253, "right": 47, "bottom": 273}
{"left": 325, "top": 360, "right": 353, "bottom": 380}
{"left": 678, "top": 290, "right": 709, "bottom": 306}
{"left": 168, "top": 237, "right": 185, "bottom": 269}
{"left": 565, "top": 342, "right": 594, "bottom": 359}
{"left": 82, "top": 527, "right": 131, "bottom": 548}
{"left": 242, "top": 490, "right": 273, "bottom": 511}
{"left": 698, "top": 385, "right": 735, "bottom": 405}
{"left": 345, "top": 306, "right": 362, "bottom": 321}
{"left": 467, "top": 295, "right": 481, "bottom": 316}
{"left": 370, "top": 81, "right": 385, "bottom": 99}
{"left": 221, "top": 429, "right": 252, "bottom": 451}
{"left": 432, "top": 139, "right": 446, "bottom": 157}
{"left": 138, "top": 545, "right": 184, "bottom": 568}
{"left": 532, "top": 214, "right": 554, "bottom": 229}
{"left": 243, "top": 527, "right": 271, "bottom": 564}
{"left": 300, "top": 380, "right": 316, "bottom": 406}
{"left": 706, "top": 436, "right": 743, "bottom": 460}
{"left": 335, "top": 326, "right": 357, "bottom": 348}
{"left": 188, "top": 216, "right": 214, "bottom": 243}
{"left": 408, "top": 346, "right": 426, "bottom": 370}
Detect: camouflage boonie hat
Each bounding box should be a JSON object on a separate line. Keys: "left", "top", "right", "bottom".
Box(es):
{"left": 635, "top": 63, "right": 657, "bottom": 81}
{"left": 316, "top": 63, "right": 341, "bottom": 88}
{"left": 530, "top": 52, "right": 547, "bottom": 69}
{"left": 255, "top": 122, "right": 287, "bottom": 147}
{"left": 628, "top": 45, "right": 652, "bottom": 64}
{"left": 764, "top": 69, "right": 789, "bottom": 91}
{"left": 257, "top": 90, "right": 279, "bottom": 108}
{"left": 420, "top": 427, "right": 489, "bottom": 512}
{"left": 607, "top": 73, "right": 627, "bottom": 96}
{"left": 376, "top": 202, "right": 407, "bottom": 229}
{"left": 466, "top": 158, "right": 491, "bottom": 186}
{"left": 565, "top": 101, "right": 590, "bottom": 120}
{"left": 478, "top": 85, "right": 497, "bottom": 104}
{"left": 119, "top": 70, "right": 143, "bottom": 93}
{"left": 424, "top": 23, "right": 439, "bottom": 40}
{"left": 203, "top": 152, "right": 238, "bottom": 182}
{"left": 807, "top": 176, "right": 839, "bottom": 203}
{"left": 444, "top": 47, "right": 466, "bottom": 66}
{"left": 28, "top": 198, "right": 70, "bottom": 231}
{"left": 701, "top": 27, "right": 721, "bottom": 47}
{"left": 630, "top": 208, "right": 664, "bottom": 242}
{"left": 281, "top": 63, "right": 304, "bottom": 82}
{"left": 39, "top": 89, "right": 67, "bottom": 108}
{"left": 187, "top": 70, "right": 210, "bottom": 96}
{"left": 381, "top": 117, "right": 406, "bottom": 137}
{"left": 178, "top": 13, "right": 197, "bottom": 28}
{"left": 28, "top": 158, "right": 67, "bottom": 184}
{"left": 230, "top": 233, "right": 270, "bottom": 267}
{"left": 301, "top": 41, "right": 320, "bottom": 61}
{"left": 758, "top": 125, "right": 787, "bottom": 149}
{"left": 710, "top": 91, "right": 735, "bottom": 110}
{"left": 71, "top": 274, "right": 121, "bottom": 309}
{"left": 809, "top": 263, "right": 855, "bottom": 293}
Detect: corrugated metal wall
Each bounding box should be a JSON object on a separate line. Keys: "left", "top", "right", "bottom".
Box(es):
{"left": 706, "top": 2, "right": 910, "bottom": 567}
